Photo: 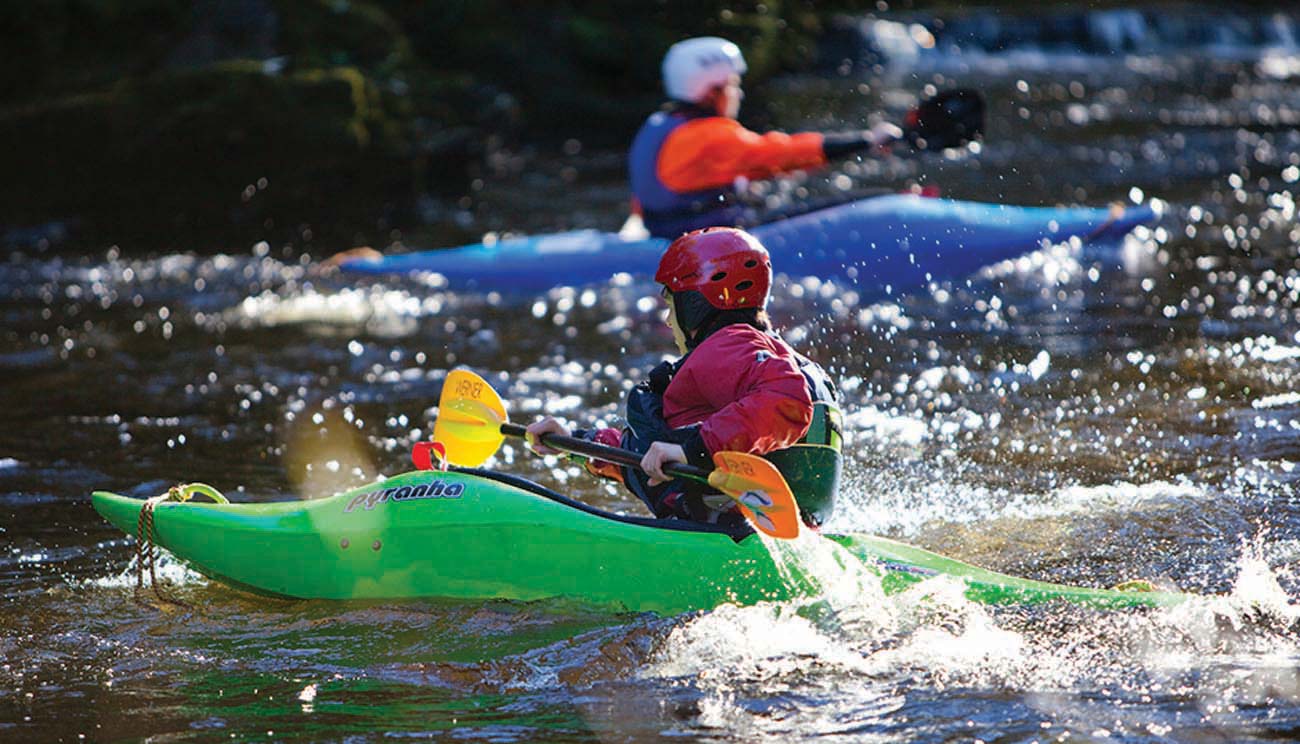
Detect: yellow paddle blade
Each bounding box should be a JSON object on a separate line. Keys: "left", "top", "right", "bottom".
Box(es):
{"left": 433, "top": 369, "right": 508, "bottom": 466}
{"left": 707, "top": 452, "right": 801, "bottom": 540}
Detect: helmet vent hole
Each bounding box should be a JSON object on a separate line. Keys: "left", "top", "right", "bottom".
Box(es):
{"left": 710, "top": 272, "right": 727, "bottom": 282}
{"left": 735, "top": 280, "right": 754, "bottom": 291}
{"left": 744, "top": 260, "right": 758, "bottom": 268}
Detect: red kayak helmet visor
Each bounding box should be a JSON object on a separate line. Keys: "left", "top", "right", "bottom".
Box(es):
{"left": 654, "top": 227, "right": 772, "bottom": 311}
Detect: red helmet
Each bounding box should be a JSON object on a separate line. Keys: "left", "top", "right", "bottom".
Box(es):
{"left": 655, "top": 227, "right": 771, "bottom": 310}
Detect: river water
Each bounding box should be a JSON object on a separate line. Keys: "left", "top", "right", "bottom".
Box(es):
{"left": 5, "top": 9, "right": 1300, "bottom": 742}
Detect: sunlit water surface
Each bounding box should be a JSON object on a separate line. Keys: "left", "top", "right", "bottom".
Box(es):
{"left": 5, "top": 12, "right": 1300, "bottom": 742}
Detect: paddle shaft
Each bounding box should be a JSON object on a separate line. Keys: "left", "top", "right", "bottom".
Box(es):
{"left": 498, "top": 422, "right": 711, "bottom": 485}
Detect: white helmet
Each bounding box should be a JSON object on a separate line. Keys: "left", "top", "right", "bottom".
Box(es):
{"left": 662, "top": 37, "right": 747, "bottom": 103}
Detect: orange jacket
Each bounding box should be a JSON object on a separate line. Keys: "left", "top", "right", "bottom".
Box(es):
{"left": 656, "top": 117, "right": 827, "bottom": 193}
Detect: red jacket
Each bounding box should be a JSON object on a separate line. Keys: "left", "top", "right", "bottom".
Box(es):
{"left": 584, "top": 325, "right": 814, "bottom": 482}
{"left": 581, "top": 324, "right": 817, "bottom": 519}
{"left": 664, "top": 325, "right": 813, "bottom": 459}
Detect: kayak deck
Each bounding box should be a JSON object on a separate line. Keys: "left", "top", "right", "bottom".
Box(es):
{"left": 92, "top": 469, "right": 1187, "bottom": 614}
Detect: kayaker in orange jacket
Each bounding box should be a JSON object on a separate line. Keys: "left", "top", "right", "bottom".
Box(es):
{"left": 526, "top": 227, "right": 842, "bottom": 527}
{"left": 629, "top": 36, "right": 903, "bottom": 238}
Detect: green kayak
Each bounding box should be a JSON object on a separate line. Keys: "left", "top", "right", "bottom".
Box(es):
{"left": 92, "top": 468, "right": 1188, "bottom": 614}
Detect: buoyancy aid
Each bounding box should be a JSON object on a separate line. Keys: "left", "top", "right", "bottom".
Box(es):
{"left": 628, "top": 106, "right": 743, "bottom": 238}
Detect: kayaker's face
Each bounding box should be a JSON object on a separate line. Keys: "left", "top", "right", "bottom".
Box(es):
{"left": 711, "top": 75, "right": 743, "bottom": 118}
{"left": 663, "top": 288, "right": 689, "bottom": 354}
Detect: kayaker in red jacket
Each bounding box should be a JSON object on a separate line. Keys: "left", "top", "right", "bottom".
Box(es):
{"left": 526, "top": 227, "right": 842, "bottom": 527}
{"left": 630, "top": 36, "right": 902, "bottom": 238}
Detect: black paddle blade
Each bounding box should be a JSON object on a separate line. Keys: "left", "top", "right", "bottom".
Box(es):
{"left": 904, "top": 88, "right": 985, "bottom": 151}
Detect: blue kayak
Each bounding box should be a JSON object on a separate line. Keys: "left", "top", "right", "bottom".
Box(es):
{"left": 341, "top": 194, "right": 1158, "bottom": 297}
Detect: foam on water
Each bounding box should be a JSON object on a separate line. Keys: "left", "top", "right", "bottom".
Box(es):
{"left": 224, "top": 286, "right": 448, "bottom": 337}
{"left": 832, "top": 463, "right": 1208, "bottom": 537}
{"left": 89, "top": 548, "right": 207, "bottom": 591}
{"left": 843, "top": 405, "right": 929, "bottom": 447}
{"left": 631, "top": 529, "right": 1300, "bottom": 737}
{"left": 1248, "top": 335, "right": 1300, "bottom": 363}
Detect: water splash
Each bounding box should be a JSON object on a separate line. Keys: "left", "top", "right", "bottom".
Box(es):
{"left": 627, "top": 529, "right": 1300, "bottom": 736}
{"left": 90, "top": 548, "right": 207, "bottom": 592}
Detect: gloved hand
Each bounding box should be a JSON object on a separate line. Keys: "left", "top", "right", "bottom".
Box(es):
{"left": 821, "top": 122, "right": 904, "bottom": 159}
{"left": 866, "top": 122, "right": 904, "bottom": 149}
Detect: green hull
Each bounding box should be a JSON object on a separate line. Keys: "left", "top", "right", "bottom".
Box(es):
{"left": 92, "top": 469, "right": 1188, "bottom": 614}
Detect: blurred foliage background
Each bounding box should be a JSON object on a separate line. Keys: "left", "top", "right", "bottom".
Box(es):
{"left": 0, "top": 1, "right": 847, "bottom": 249}
{"left": 0, "top": 0, "right": 1290, "bottom": 251}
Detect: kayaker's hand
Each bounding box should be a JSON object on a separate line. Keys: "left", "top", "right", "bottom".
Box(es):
{"left": 526, "top": 417, "right": 570, "bottom": 456}
{"left": 867, "top": 122, "right": 904, "bottom": 152}
{"left": 642, "top": 442, "right": 686, "bottom": 485}
{"left": 320, "top": 246, "right": 384, "bottom": 269}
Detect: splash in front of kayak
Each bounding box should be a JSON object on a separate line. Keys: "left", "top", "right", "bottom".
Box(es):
{"left": 626, "top": 537, "right": 1300, "bottom": 739}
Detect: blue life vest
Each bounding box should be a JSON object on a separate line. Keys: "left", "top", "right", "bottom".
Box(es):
{"left": 628, "top": 107, "right": 744, "bottom": 238}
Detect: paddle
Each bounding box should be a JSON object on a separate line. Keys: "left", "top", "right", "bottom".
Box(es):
{"left": 418, "top": 368, "right": 802, "bottom": 539}
{"left": 901, "top": 87, "right": 985, "bottom": 151}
